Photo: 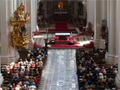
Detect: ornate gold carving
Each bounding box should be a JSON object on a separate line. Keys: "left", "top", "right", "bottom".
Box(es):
{"left": 11, "top": 3, "right": 30, "bottom": 48}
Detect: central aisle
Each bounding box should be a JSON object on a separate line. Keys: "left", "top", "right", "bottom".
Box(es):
{"left": 38, "top": 49, "right": 78, "bottom": 90}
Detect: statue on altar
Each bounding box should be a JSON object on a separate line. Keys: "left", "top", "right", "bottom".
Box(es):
{"left": 101, "top": 20, "right": 107, "bottom": 39}
{"left": 87, "top": 22, "right": 93, "bottom": 34}
{"left": 58, "top": 1, "right": 63, "bottom": 11}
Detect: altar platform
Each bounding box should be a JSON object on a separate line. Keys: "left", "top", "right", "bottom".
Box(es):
{"left": 54, "top": 11, "right": 68, "bottom": 14}
{"left": 55, "top": 33, "right": 70, "bottom": 36}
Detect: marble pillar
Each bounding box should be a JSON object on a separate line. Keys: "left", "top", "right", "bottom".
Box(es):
{"left": 0, "top": 0, "right": 18, "bottom": 64}
{"left": 0, "top": 0, "right": 7, "bottom": 86}
{"left": 115, "top": 0, "right": 119, "bottom": 64}
{"left": 0, "top": 0, "right": 10, "bottom": 64}
{"left": 94, "top": 0, "right": 100, "bottom": 48}
{"left": 13, "top": 0, "right": 17, "bottom": 11}
{"left": 25, "top": 0, "right": 37, "bottom": 50}
{"left": 8, "top": 0, "right": 17, "bottom": 63}
{"left": 105, "top": 0, "right": 110, "bottom": 61}
{"left": 107, "top": 0, "right": 116, "bottom": 64}
{"left": 101, "top": 0, "right": 107, "bottom": 21}
{"left": 115, "top": 0, "right": 120, "bottom": 88}
{"left": 98, "top": 0, "right": 107, "bottom": 49}
{"left": 87, "top": 0, "right": 94, "bottom": 29}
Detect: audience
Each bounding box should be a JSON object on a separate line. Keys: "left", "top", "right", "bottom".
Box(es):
{"left": 1, "top": 47, "right": 46, "bottom": 90}
{"left": 76, "top": 48, "right": 118, "bottom": 90}
{"left": 1, "top": 46, "right": 118, "bottom": 90}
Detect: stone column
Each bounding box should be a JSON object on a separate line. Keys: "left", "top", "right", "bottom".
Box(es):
{"left": 25, "top": 0, "right": 37, "bottom": 50}
{"left": 101, "top": 0, "right": 107, "bottom": 20}
{"left": 0, "top": 0, "right": 18, "bottom": 64}
{"left": 116, "top": 0, "right": 120, "bottom": 88}
{"left": 87, "top": 0, "right": 94, "bottom": 29}
{"left": 8, "top": 0, "right": 17, "bottom": 63}
{"left": 99, "top": 0, "right": 107, "bottom": 49}
{"left": 0, "top": 0, "right": 10, "bottom": 64}
{"left": 13, "top": 0, "right": 17, "bottom": 11}
{"left": 107, "top": 0, "right": 116, "bottom": 64}
{"left": 94, "top": 0, "right": 100, "bottom": 48}
{"left": 115, "top": 0, "right": 119, "bottom": 64}
{"left": 0, "top": 0, "right": 8, "bottom": 86}
{"left": 105, "top": 0, "right": 110, "bottom": 60}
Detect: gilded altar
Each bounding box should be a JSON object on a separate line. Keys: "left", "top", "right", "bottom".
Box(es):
{"left": 11, "top": 3, "right": 30, "bottom": 48}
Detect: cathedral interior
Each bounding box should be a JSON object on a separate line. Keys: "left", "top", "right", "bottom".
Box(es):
{"left": 0, "top": 0, "right": 120, "bottom": 90}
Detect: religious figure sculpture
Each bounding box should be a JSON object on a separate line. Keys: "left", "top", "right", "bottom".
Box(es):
{"left": 87, "top": 22, "right": 93, "bottom": 34}
{"left": 58, "top": 1, "right": 63, "bottom": 11}
{"left": 38, "top": 2, "right": 44, "bottom": 15}
{"left": 101, "top": 20, "right": 107, "bottom": 39}
{"left": 11, "top": 3, "right": 30, "bottom": 21}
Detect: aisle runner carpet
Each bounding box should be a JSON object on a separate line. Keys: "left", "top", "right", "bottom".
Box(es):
{"left": 55, "top": 23, "right": 67, "bottom": 29}
{"left": 53, "top": 21, "right": 69, "bottom": 23}
{"left": 48, "top": 23, "right": 77, "bottom": 33}
{"left": 38, "top": 49, "right": 78, "bottom": 90}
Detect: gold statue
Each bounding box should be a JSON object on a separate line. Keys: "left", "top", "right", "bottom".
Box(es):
{"left": 11, "top": 3, "right": 30, "bottom": 48}
{"left": 11, "top": 3, "right": 30, "bottom": 25}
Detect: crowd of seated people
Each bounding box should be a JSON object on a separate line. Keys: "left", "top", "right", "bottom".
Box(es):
{"left": 76, "top": 48, "right": 118, "bottom": 90}
{"left": 37, "top": 18, "right": 49, "bottom": 28}
{"left": 1, "top": 48, "right": 46, "bottom": 90}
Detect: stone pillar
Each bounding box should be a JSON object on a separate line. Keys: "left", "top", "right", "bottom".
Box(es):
{"left": 0, "top": 0, "right": 18, "bottom": 64}
{"left": 25, "top": 0, "right": 37, "bottom": 50}
{"left": 87, "top": 0, "right": 94, "bottom": 29}
{"left": 105, "top": 0, "right": 110, "bottom": 61}
{"left": 0, "top": 0, "right": 7, "bottom": 86}
{"left": 8, "top": 0, "right": 17, "bottom": 63}
{"left": 115, "top": 0, "right": 119, "bottom": 88}
{"left": 99, "top": 0, "right": 107, "bottom": 49}
{"left": 115, "top": 0, "right": 119, "bottom": 64}
{"left": 94, "top": 0, "right": 100, "bottom": 48}
{"left": 0, "top": 0, "right": 9, "bottom": 64}
{"left": 13, "top": 0, "right": 17, "bottom": 11}
{"left": 116, "top": 1, "right": 120, "bottom": 88}
{"left": 107, "top": 0, "right": 116, "bottom": 64}
{"left": 101, "top": 0, "right": 107, "bottom": 20}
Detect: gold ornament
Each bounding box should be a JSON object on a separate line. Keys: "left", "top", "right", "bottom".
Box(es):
{"left": 11, "top": 3, "right": 30, "bottom": 48}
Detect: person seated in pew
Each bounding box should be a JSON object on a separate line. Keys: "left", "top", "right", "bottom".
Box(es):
{"left": 113, "top": 68, "right": 118, "bottom": 74}
{"left": 7, "top": 83, "right": 11, "bottom": 89}
{"left": 15, "top": 84, "right": 21, "bottom": 90}
{"left": 21, "top": 84, "right": 28, "bottom": 90}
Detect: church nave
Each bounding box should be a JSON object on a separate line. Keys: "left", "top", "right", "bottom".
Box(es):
{"left": 38, "top": 49, "right": 78, "bottom": 90}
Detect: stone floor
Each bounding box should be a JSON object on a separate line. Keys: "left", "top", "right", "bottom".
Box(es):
{"left": 38, "top": 49, "right": 78, "bottom": 90}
